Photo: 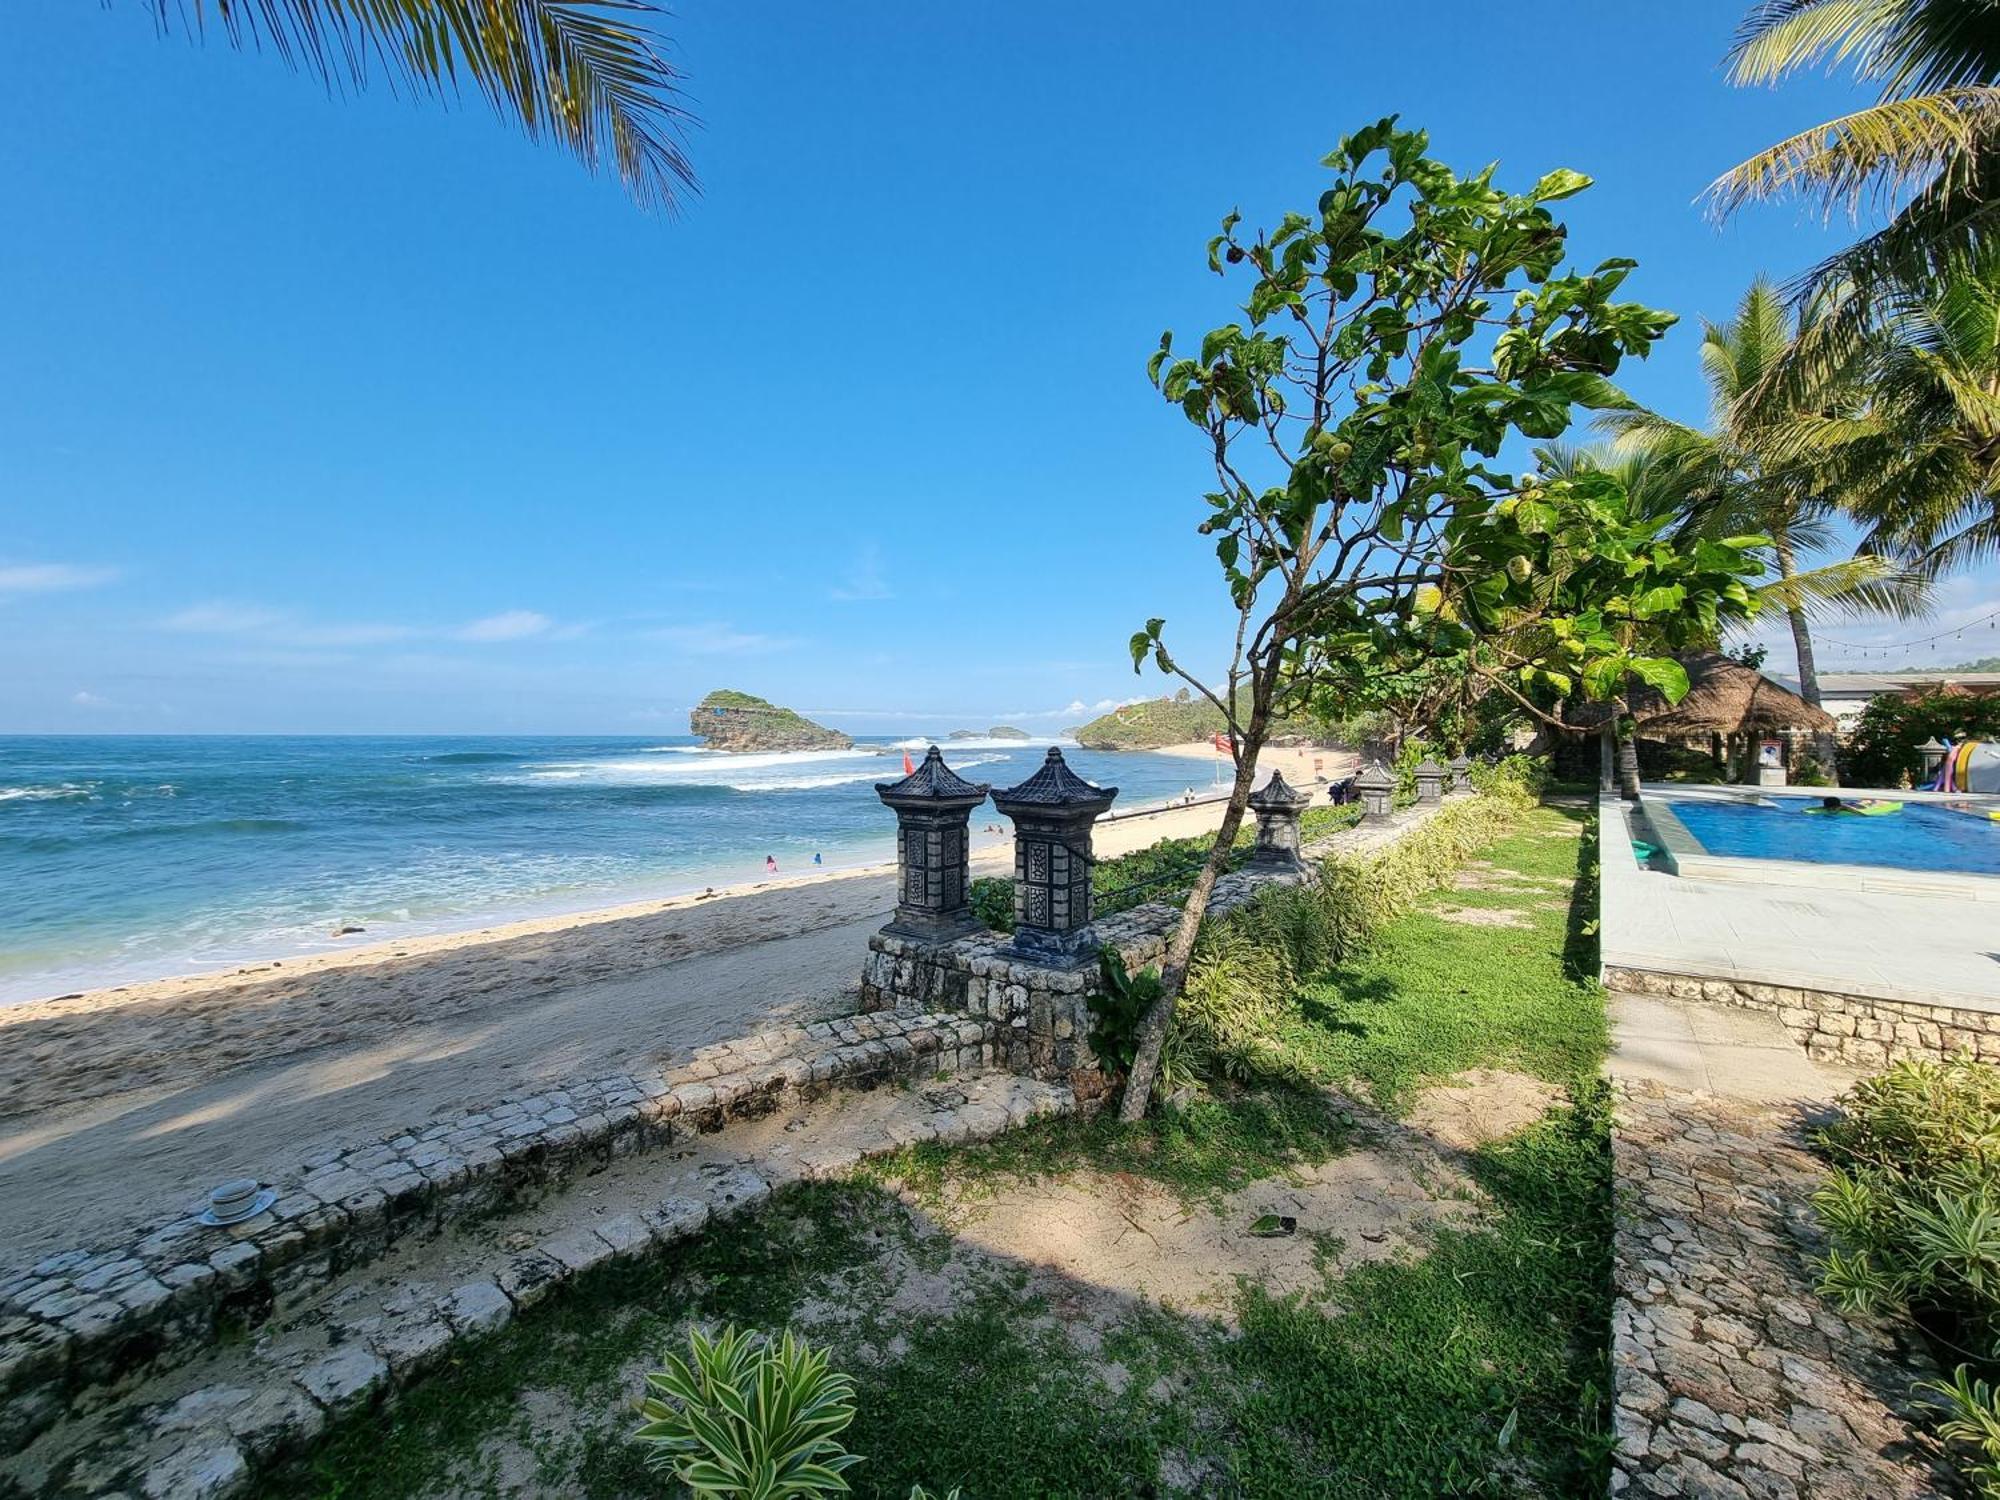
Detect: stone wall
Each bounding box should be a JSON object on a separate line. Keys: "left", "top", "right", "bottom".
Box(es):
{"left": 1605, "top": 965, "right": 2000, "bottom": 1070}
{"left": 0, "top": 1010, "right": 992, "bottom": 1458}
{"left": 859, "top": 865, "right": 1296, "bottom": 1104}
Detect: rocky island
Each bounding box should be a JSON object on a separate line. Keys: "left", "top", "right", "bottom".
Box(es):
{"left": 690, "top": 690, "right": 853, "bottom": 752}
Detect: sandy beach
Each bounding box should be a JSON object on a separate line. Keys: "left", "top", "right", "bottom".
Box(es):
{"left": 0, "top": 746, "right": 1341, "bottom": 1259}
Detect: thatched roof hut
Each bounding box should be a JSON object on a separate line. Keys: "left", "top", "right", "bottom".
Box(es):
{"left": 1566, "top": 652, "right": 1837, "bottom": 738}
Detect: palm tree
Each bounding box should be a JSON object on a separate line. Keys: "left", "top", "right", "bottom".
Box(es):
{"left": 1594, "top": 279, "right": 1929, "bottom": 716}
{"left": 137, "top": 1, "right": 696, "bottom": 210}
{"left": 1805, "top": 247, "right": 2000, "bottom": 571}
{"left": 1708, "top": 0, "right": 2000, "bottom": 294}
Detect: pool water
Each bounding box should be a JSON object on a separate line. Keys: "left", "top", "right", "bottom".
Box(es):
{"left": 1664, "top": 797, "right": 2000, "bottom": 876}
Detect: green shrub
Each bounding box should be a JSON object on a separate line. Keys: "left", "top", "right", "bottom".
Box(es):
{"left": 968, "top": 876, "right": 1015, "bottom": 933}
{"left": 1467, "top": 754, "right": 1550, "bottom": 803}
{"left": 1391, "top": 737, "right": 1434, "bottom": 805}
{"left": 1792, "top": 753, "right": 1835, "bottom": 788}
{"left": 1813, "top": 1057, "right": 2000, "bottom": 1494}
{"left": 1299, "top": 802, "right": 1366, "bottom": 841}
{"left": 1844, "top": 689, "right": 2000, "bottom": 789}
{"left": 1086, "top": 949, "right": 1162, "bottom": 1075}
{"left": 634, "top": 1326, "right": 861, "bottom": 1496}
{"left": 1177, "top": 918, "right": 1299, "bottom": 1083}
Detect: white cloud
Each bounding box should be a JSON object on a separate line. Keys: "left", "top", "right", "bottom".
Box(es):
{"left": 649, "top": 623, "right": 795, "bottom": 656}
{"left": 456, "top": 610, "right": 551, "bottom": 643}
{"left": 71, "top": 689, "right": 108, "bottom": 707}
{"left": 828, "top": 544, "right": 893, "bottom": 602}
{"left": 164, "top": 602, "right": 555, "bottom": 649}
{"left": 0, "top": 562, "right": 120, "bottom": 596}
{"left": 163, "top": 603, "right": 284, "bottom": 634}
{"left": 287, "top": 622, "right": 419, "bottom": 647}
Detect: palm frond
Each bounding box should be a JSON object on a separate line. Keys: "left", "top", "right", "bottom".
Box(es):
{"left": 1730, "top": 0, "right": 2000, "bottom": 95}
{"left": 1705, "top": 88, "right": 2000, "bottom": 221}
{"left": 142, "top": 0, "right": 698, "bottom": 210}
{"left": 1729, "top": 0, "right": 1916, "bottom": 86}
{"left": 1757, "top": 553, "right": 1936, "bottom": 619}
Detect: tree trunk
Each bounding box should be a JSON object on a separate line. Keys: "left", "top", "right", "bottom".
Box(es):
{"left": 1599, "top": 725, "right": 1615, "bottom": 792}
{"left": 1774, "top": 535, "right": 1840, "bottom": 783}
{"left": 1117, "top": 704, "right": 1269, "bottom": 1123}
{"left": 1615, "top": 699, "right": 1641, "bottom": 802}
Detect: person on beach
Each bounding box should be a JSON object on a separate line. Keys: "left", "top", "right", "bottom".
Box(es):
{"left": 813, "top": 851, "right": 822, "bottom": 866}
{"left": 765, "top": 854, "right": 777, "bottom": 874}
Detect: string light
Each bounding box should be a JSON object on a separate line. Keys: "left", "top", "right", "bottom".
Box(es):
{"left": 1811, "top": 607, "right": 2000, "bottom": 656}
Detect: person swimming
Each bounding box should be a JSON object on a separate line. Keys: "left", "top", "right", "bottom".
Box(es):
{"left": 813, "top": 851, "right": 822, "bottom": 866}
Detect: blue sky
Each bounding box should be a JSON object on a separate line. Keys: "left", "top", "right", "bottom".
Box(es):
{"left": 4, "top": 1, "right": 1995, "bottom": 735}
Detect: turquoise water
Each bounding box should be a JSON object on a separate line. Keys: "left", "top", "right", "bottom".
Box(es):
{"left": 1666, "top": 795, "right": 2000, "bottom": 876}
{"left": 0, "top": 736, "right": 1224, "bottom": 1003}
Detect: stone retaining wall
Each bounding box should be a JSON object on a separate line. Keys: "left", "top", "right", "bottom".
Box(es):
{"left": 8, "top": 1072, "right": 1076, "bottom": 1500}
{"left": 1605, "top": 965, "right": 2000, "bottom": 1071}
{"left": 0, "top": 1010, "right": 993, "bottom": 1459}
{"left": 860, "top": 865, "right": 1302, "bottom": 1103}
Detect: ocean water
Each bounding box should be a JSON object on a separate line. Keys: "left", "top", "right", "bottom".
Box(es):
{"left": 0, "top": 735, "right": 1230, "bottom": 1004}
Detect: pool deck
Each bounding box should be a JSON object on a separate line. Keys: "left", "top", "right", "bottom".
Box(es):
{"left": 1601, "top": 788, "right": 2000, "bottom": 1015}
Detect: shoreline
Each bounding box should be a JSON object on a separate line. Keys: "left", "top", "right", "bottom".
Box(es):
{"left": 0, "top": 744, "right": 1343, "bottom": 1255}
{"left": 0, "top": 749, "right": 1339, "bottom": 1021}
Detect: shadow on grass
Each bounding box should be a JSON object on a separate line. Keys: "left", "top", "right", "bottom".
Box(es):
{"left": 1556, "top": 803, "right": 1601, "bottom": 986}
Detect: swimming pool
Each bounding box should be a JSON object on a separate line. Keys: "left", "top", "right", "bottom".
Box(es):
{"left": 1660, "top": 796, "right": 2000, "bottom": 877}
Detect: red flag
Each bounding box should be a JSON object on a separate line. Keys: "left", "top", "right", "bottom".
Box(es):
{"left": 1212, "top": 732, "right": 1229, "bottom": 754}
{"left": 903, "top": 750, "right": 916, "bottom": 775}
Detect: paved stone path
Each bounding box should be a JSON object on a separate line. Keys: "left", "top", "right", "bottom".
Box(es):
{"left": 1610, "top": 1083, "right": 1961, "bottom": 1497}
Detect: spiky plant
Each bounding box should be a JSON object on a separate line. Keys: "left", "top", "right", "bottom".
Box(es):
{"left": 634, "top": 1326, "right": 862, "bottom": 1498}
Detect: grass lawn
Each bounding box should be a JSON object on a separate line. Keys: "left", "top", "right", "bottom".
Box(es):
{"left": 275, "top": 804, "right": 1611, "bottom": 1499}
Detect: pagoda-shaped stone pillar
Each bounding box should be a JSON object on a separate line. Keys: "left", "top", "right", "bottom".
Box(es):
{"left": 992, "top": 748, "right": 1117, "bottom": 966}
{"left": 1448, "top": 751, "right": 1472, "bottom": 792}
{"left": 1355, "top": 761, "right": 1394, "bottom": 822}
{"left": 1247, "top": 770, "right": 1312, "bottom": 873}
{"left": 1415, "top": 756, "right": 1446, "bottom": 804}
{"left": 875, "top": 746, "right": 989, "bottom": 943}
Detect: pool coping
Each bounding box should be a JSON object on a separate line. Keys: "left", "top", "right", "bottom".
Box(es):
{"left": 1642, "top": 786, "right": 2000, "bottom": 903}
{"left": 1599, "top": 794, "right": 2000, "bottom": 1018}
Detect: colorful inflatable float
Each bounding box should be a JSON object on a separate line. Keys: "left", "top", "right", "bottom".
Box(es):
{"left": 1932, "top": 740, "right": 2000, "bottom": 794}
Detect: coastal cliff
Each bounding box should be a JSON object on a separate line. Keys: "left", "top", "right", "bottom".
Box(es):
{"left": 691, "top": 690, "right": 852, "bottom": 752}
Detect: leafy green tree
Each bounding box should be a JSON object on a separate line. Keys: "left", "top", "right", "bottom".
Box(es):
{"left": 133, "top": 0, "right": 696, "bottom": 209}
{"left": 1596, "top": 278, "right": 1929, "bottom": 714}
{"left": 1115, "top": 121, "right": 1764, "bottom": 1120}
{"left": 1708, "top": 0, "right": 2000, "bottom": 297}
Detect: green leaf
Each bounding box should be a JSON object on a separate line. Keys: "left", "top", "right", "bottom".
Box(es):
{"left": 1628, "top": 656, "right": 1691, "bottom": 701}
{"left": 1530, "top": 168, "right": 1591, "bottom": 202}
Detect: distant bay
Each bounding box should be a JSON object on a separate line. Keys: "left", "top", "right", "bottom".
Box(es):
{"left": 0, "top": 735, "right": 1229, "bottom": 1004}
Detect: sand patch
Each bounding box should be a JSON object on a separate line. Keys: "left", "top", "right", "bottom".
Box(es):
{"left": 1433, "top": 905, "right": 1533, "bottom": 928}
{"left": 1450, "top": 862, "right": 1564, "bottom": 894}
{"left": 920, "top": 1146, "right": 1473, "bottom": 1323}
{"left": 1403, "top": 1069, "right": 1562, "bottom": 1154}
